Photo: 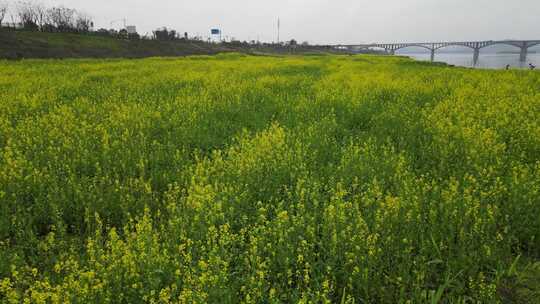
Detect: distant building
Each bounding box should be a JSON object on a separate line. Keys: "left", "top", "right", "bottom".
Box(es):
{"left": 126, "top": 26, "right": 137, "bottom": 34}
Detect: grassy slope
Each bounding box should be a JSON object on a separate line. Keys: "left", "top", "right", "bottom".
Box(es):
{"left": 0, "top": 55, "right": 539, "bottom": 303}
{"left": 0, "top": 30, "right": 340, "bottom": 59}
{"left": 0, "top": 30, "right": 235, "bottom": 59}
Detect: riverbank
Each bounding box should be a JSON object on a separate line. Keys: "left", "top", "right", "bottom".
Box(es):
{"left": 0, "top": 30, "right": 342, "bottom": 59}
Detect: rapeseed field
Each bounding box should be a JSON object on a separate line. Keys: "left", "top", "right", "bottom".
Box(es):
{"left": 1, "top": 54, "right": 539, "bottom": 303}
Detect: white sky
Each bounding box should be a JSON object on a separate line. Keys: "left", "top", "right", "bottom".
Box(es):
{"left": 28, "top": 0, "right": 540, "bottom": 44}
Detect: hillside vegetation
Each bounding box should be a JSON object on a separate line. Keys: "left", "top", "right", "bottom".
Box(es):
{"left": 0, "top": 54, "right": 539, "bottom": 303}
{"left": 0, "top": 30, "right": 338, "bottom": 59}
{"left": 0, "top": 30, "right": 231, "bottom": 59}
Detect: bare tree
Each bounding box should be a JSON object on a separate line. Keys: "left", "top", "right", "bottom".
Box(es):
{"left": 16, "top": 1, "right": 39, "bottom": 29}
{"left": 34, "top": 1, "right": 46, "bottom": 30}
{"left": 46, "top": 6, "right": 75, "bottom": 32}
{"left": 74, "top": 11, "right": 93, "bottom": 33}
{"left": 5, "top": 1, "right": 94, "bottom": 33}
{"left": 0, "top": 1, "right": 8, "bottom": 27}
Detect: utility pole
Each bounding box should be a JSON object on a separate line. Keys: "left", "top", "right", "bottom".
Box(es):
{"left": 277, "top": 17, "right": 280, "bottom": 44}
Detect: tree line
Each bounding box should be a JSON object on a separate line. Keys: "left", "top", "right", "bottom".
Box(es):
{"left": 0, "top": 1, "right": 311, "bottom": 45}
{"left": 0, "top": 1, "right": 93, "bottom": 33}
{"left": 0, "top": 1, "right": 198, "bottom": 41}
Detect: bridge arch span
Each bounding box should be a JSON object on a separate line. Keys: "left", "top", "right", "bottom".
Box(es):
{"left": 392, "top": 44, "right": 433, "bottom": 52}
{"left": 528, "top": 42, "right": 540, "bottom": 49}
{"left": 434, "top": 43, "right": 476, "bottom": 51}
{"left": 479, "top": 41, "right": 522, "bottom": 50}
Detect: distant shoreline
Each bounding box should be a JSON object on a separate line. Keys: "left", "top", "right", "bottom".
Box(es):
{"left": 497, "top": 51, "right": 538, "bottom": 54}
{"left": 402, "top": 53, "right": 540, "bottom": 70}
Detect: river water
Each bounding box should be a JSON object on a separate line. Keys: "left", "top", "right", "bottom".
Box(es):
{"left": 400, "top": 52, "right": 540, "bottom": 69}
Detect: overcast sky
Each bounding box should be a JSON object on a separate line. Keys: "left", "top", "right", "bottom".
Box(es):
{"left": 35, "top": 0, "right": 540, "bottom": 44}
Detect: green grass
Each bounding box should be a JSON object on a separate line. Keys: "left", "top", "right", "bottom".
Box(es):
{"left": 0, "top": 30, "right": 338, "bottom": 60}
{"left": 0, "top": 54, "right": 539, "bottom": 303}
{"left": 0, "top": 30, "right": 228, "bottom": 59}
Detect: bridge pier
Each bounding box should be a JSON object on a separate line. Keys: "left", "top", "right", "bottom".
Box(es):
{"left": 430, "top": 49, "right": 435, "bottom": 62}
{"left": 520, "top": 44, "right": 528, "bottom": 62}
{"left": 473, "top": 48, "right": 480, "bottom": 65}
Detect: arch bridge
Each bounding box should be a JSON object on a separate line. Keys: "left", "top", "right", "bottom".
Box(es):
{"left": 337, "top": 40, "right": 540, "bottom": 64}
